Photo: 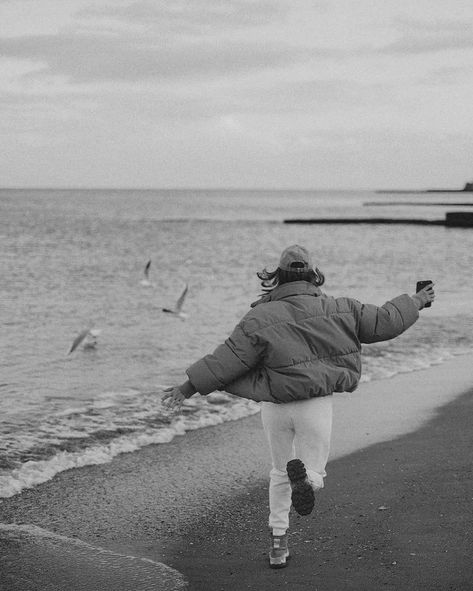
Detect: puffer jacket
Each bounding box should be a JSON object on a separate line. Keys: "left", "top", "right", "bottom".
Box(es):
{"left": 186, "top": 281, "right": 419, "bottom": 403}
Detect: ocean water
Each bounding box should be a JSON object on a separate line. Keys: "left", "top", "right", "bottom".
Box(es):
{"left": 1, "top": 188, "right": 473, "bottom": 499}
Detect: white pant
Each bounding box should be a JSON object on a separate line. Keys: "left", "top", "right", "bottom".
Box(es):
{"left": 260, "top": 396, "right": 333, "bottom": 535}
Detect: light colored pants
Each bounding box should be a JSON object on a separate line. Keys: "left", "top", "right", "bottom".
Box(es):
{"left": 260, "top": 396, "right": 333, "bottom": 535}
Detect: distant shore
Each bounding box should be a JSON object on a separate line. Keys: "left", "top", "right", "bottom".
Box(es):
{"left": 375, "top": 190, "right": 471, "bottom": 194}
{"left": 376, "top": 183, "right": 473, "bottom": 194}
{"left": 364, "top": 201, "right": 473, "bottom": 206}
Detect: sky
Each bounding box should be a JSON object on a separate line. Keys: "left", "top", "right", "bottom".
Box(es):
{"left": 1, "top": 0, "right": 473, "bottom": 190}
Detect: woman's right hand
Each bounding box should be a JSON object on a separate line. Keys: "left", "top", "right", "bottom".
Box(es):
{"left": 162, "top": 387, "right": 186, "bottom": 412}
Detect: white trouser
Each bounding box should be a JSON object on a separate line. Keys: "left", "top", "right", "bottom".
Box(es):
{"left": 260, "top": 396, "right": 333, "bottom": 535}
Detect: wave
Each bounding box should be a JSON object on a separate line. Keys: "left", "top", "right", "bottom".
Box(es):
{"left": 361, "top": 342, "right": 465, "bottom": 382}
{"left": 0, "top": 393, "right": 260, "bottom": 498}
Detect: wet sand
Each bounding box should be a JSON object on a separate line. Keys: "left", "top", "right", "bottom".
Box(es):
{"left": 165, "top": 388, "right": 473, "bottom": 590}
{"left": 1, "top": 355, "right": 473, "bottom": 590}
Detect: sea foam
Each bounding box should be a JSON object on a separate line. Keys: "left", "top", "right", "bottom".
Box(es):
{"left": 0, "top": 394, "right": 260, "bottom": 498}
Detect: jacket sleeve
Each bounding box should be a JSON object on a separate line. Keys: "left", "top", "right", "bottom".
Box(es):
{"left": 186, "top": 322, "right": 265, "bottom": 395}
{"left": 358, "top": 294, "right": 419, "bottom": 343}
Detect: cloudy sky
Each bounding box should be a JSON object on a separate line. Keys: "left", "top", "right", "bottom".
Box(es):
{"left": 1, "top": 0, "right": 473, "bottom": 189}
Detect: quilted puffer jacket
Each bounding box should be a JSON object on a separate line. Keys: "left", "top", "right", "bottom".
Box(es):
{"left": 186, "top": 281, "right": 419, "bottom": 403}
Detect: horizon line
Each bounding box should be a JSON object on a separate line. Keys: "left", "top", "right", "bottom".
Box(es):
{"left": 0, "top": 185, "right": 441, "bottom": 192}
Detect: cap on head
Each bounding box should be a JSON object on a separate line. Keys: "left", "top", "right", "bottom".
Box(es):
{"left": 279, "top": 244, "right": 312, "bottom": 272}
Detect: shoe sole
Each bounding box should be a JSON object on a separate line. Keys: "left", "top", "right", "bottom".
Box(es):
{"left": 269, "top": 551, "right": 290, "bottom": 569}
{"left": 287, "top": 459, "right": 315, "bottom": 516}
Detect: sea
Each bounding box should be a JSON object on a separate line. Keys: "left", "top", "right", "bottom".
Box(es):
{"left": 1, "top": 188, "right": 473, "bottom": 500}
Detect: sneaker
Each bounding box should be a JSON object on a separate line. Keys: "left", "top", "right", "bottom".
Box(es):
{"left": 269, "top": 533, "right": 289, "bottom": 569}
{"left": 286, "top": 459, "right": 315, "bottom": 516}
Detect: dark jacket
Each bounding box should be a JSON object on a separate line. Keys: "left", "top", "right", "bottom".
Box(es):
{"left": 186, "top": 281, "right": 419, "bottom": 403}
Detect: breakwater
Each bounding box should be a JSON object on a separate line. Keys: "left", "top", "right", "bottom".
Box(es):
{"left": 284, "top": 212, "right": 473, "bottom": 227}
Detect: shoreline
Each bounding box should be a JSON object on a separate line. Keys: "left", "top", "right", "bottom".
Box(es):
{"left": 165, "top": 387, "right": 473, "bottom": 590}
{"left": 1, "top": 354, "right": 473, "bottom": 589}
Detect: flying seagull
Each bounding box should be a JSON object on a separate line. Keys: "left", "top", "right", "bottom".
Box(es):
{"left": 162, "top": 283, "right": 188, "bottom": 318}
{"left": 68, "top": 328, "right": 101, "bottom": 354}
{"left": 140, "top": 259, "right": 154, "bottom": 287}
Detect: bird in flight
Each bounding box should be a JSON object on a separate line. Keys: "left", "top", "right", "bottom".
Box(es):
{"left": 140, "top": 259, "right": 154, "bottom": 287}
{"left": 68, "top": 328, "right": 101, "bottom": 354}
{"left": 162, "top": 283, "right": 189, "bottom": 319}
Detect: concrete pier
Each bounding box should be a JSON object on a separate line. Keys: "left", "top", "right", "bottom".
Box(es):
{"left": 284, "top": 212, "right": 473, "bottom": 227}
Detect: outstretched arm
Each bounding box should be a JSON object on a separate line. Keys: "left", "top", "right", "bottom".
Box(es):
{"left": 358, "top": 283, "right": 435, "bottom": 343}
{"left": 162, "top": 319, "right": 265, "bottom": 412}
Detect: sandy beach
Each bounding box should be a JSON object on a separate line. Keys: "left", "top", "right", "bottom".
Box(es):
{"left": 1, "top": 354, "right": 473, "bottom": 590}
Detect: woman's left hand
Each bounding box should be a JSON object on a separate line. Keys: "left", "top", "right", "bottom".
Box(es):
{"left": 162, "top": 386, "right": 185, "bottom": 412}
{"left": 412, "top": 282, "right": 435, "bottom": 310}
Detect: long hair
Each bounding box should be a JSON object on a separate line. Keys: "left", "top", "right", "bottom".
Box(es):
{"left": 257, "top": 264, "right": 325, "bottom": 294}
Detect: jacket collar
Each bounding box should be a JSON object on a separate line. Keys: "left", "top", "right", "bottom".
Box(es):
{"left": 251, "top": 281, "right": 322, "bottom": 307}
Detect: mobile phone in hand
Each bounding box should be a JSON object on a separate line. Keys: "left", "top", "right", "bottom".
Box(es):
{"left": 416, "top": 280, "right": 432, "bottom": 307}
